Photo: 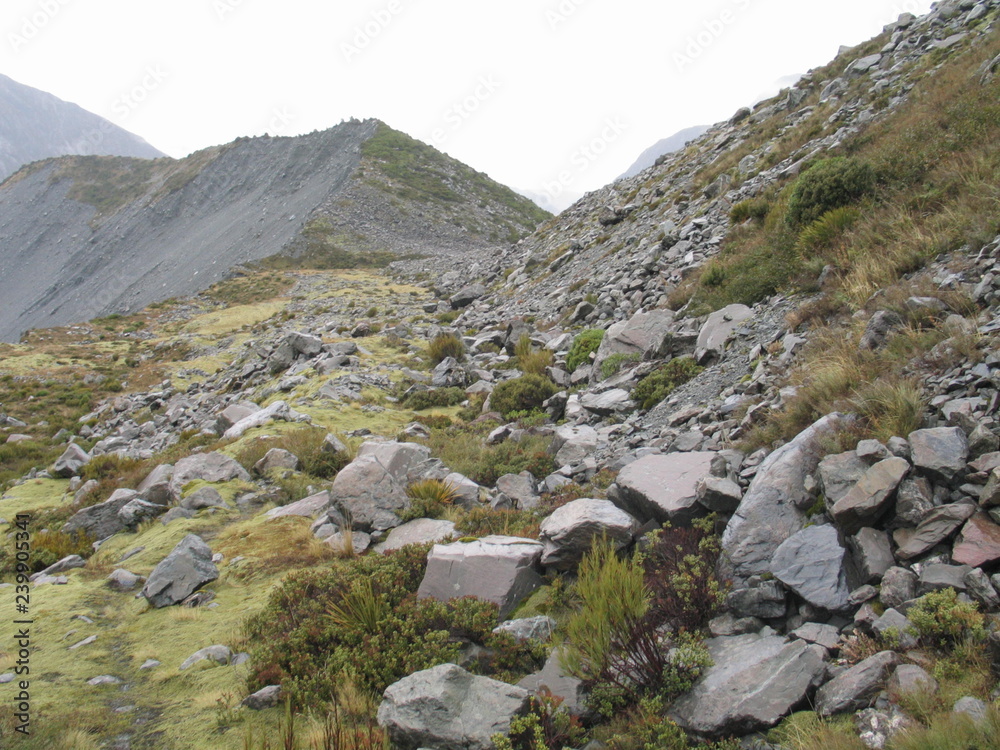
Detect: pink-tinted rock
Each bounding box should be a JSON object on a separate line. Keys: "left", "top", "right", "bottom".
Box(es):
{"left": 952, "top": 512, "right": 1000, "bottom": 567}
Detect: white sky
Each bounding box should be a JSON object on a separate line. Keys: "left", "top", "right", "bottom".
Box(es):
{"left": 2, "top": 0, "right": 933, "bottom": 208}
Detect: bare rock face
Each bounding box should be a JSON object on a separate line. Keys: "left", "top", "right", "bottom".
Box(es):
{"left": 591, "top": 309, "right": 677, "bottom": 380}
{"left": 815, "top": 651, "right": 902, "bottom": 717}
{"left": 170, "top": 452, "right": 251, "bottom": 496}
{"left": 538, "top": 498, "right": 638, "bottom": 570}
{"left": 611, "top": 451, "right": 716, "bottom": 525}
{"left": 723, "top": 413, "right": 852, "bottom": 581}
{"left": 416, "top": 536, "right": 543, "bottom": 619}
{"left": 377, "top": 663, "right": 531, "bottom": 750}
{"left": 769, "top": 524, "right": 852, "bottom": 612}
{"left": 908, "top": 427, "right": 969, "bottom": 482}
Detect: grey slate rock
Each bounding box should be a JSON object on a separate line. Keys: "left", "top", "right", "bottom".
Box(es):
{"left": 417, "top": 536, "right": 544, "bottom": 619}
{"left": 847, "top": 528, "right": 895, "bottom": 585}
{"left": 670, "top": 632, "right": 827, "bottom": 737}
{"left": 818, "top": 451, "right": 868, "bottom": 506}
{"left": 723, "top": 413, "right": 852, "bottom": 581}
{"left": 909, "top": 427, "right": 969, "bottom": 482}
{"left": 179, "top": 644, "right": 232, "bottom": 670}
{"left": 770, "top": 525, "right": 852, "bottom": 612}
{"left": 374, "top": 518, "right": 456, "bottom": 554}
{"left": 830, "top": 457, "right": 909, "bottom": 534}
{"left": 142, "top": 534, "right": 219, "bottom": 608}
{"left": 697, "top": 475, "right": 743, "bottom": 513}
{"left": 517, "top": 648, "right": 588, "bottom": 718}
{"left": 243, "top": 685, "right": 282, "bottom": 710}
{"left": 880, "top": 567, "right": 918, "bottom": 609}
{"left": 893, "top": 502, "right": 976, "bottom": 559}
{"left": 726, "top": 580, "right": 787, "bottom": 619}
{"left": 612, "top": 451, "right": 715, "bottom": 525}
{"left": 377, "top": 663, "right": 531, "bottom": 750}
{"left": 918, "top": 563, "right": 971, "bottom": 593}
{"left": 62, "top": 488, "right": 139, "bottom": 540}
{"left": 107, "top": 569, "right": 142, "bottom": 592}
{"left": 180, "top": 486, "right": 227, "bottom": 511}
{"left": 170, "top": 451, "right": 251, "bottom": 495}
{"left": 815, "top": 651, "right": 901, "bottom": 717}
{"left": 896, "top": 477, "right": 934, "bottom": 526}
{"left": 136, "top": 463, "right": 176, "bottom": 505}
{"left": 792, "top": 622, "right": 841, "bottom": 650}
{"left": 538, "top": 498, "right": 638, "bottom": 570}
{"left": 52, "top": 443, "right": 91, "bottom": 478}
{"left": 449, "top": 283, "right": 487, "bottom": 309}
{"left": 888, "top": 664, "right": 937, "bottom": 698}
{"left": 496, "top": 472, "right": 541, "bottom": 510}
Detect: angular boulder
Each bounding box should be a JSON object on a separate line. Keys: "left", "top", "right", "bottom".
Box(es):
{"left": 538, "top": 498, "right": 638, "bottom": 570}
{"left": 952, "top": 512, "right": 1000, "bottom": 567}
{"left": 378, "top": 663, "right": 530, "bottom": 750}
{"left": 62, "top": 488, "right": 140, "bottom": 540}
{"left": 52, "top": 443, "right": 91, "bottom": 478}
{"left": 517, "top": 648, "right": 588, "bottom": 717}
{"left": 695, "top": 304, "right": 753, "bottom": 363}
{"left": 170, "top": 452, "right": 251, "bottom": 496}
{"left": 908, "top": 427, "right": 968, "bottom": 482}
{"left": 893, "top": 502, "right": 976, "bottom": 560}
{"left": 136, "top": 463, "right": 176, "bottom": 505}
{"left": 591, "top": 309, "right": 677, "bottom": 380}
{"left": 670, "top": 632, "right": 827, "bottom": 737}
{"left": 449, "top": 283, "right": 486, "bottom": 309}
{"left": 723, "top": 413, "right": 851, "bottom": 581}
{"left": 374, "top": 518, "right": 456, "bottom": 553}
{"left": 417, "top": 536, "right": 543, "bottom": 619}
{"left": 770, "top": 524, "right": 851, "bottom": 612}
{"left": 830, "top": 457, "right": 909, "bottom": 534}
{"left": 551, "top": 424, "right": 599, "bottom": 467}
{"left": 222, "top": 400, "right": 291, "bottom": 440}
{"left": 815, "top": 651, "right": 901, "bottom": 717}
{"left": 611, "top": 451, "right": 716, "bottom": 525}
{"left": 141, "top": 534, "right": 219, "bottom": 608}
{"left": 266, "top": 490, "right": 332, "bottom": 520}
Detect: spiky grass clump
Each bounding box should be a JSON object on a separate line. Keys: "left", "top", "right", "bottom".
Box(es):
{"left": 399, "top": 478, "right": 461, "bottom": 522}
{"left": 428, "top": 333, "right": 465, "bottom": 365}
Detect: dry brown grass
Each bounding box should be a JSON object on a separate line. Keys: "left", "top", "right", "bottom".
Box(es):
{"left": 215, "top": 517, "right": 337, "bottom": 581}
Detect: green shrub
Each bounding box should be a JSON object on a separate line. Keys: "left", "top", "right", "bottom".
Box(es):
{"left": 492, "top": 694, "right": 585, "bottom": 750}
{"left": 403, "top": 387, "right": 466, "bottom": 411}
{"left": 600, "top": 352, "right": 641, "bottom": 379}
{"left": 427, "top": 333, "right": 465, "bottom": 365}
{"left": 787, "top": 157, "right": 876, "bottom": 227}
{"left": 908, "top": 588, "right": 986, "bottom": 648}
{"left": 490, "top": 375, "right": 558, "bottom": 419}
{"left": 700, "top": 260, "right": 727, "bottom": 288}
{"left": 631, "top": 357, "right": 703, "bottom": 410}
{"left": 730, "top": 197, "right": 771, "bottom": 223}
{"left": 566, "top": 329, "right": 605, "bottom": 373}
{"left": 561, "top": 541, "right": 649, "bottom": 681}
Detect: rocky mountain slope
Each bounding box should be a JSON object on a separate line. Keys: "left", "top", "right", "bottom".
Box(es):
{"left": 617, "top": 125, "right": 710, "bottom": 180}
{"left": 0, "top": 119, "right": 548, "bottom": 343}
{"left": 0, "top": 74, "right": 165, "bottom": 183}
{"left": 3, "top": 1, "right": 1000, "bottom": 748}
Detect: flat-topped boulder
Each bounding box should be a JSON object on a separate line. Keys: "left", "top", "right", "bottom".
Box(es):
{"left": 611, "top": 451, "right": 716, "bottom": 525}
{"left": 170, "top": 452, "right": 250, "bottom": 496}
{"left": 770, "top": 524, "right": 851, "bottom": 612}
{"left": 417, "top": 536, "right": 543, "bottom": 619}
{"left": 539, "top": 498, "right": 638, "bottom": 570}
{"left": 908, "top": 427, "right": 968, "bottom": 482}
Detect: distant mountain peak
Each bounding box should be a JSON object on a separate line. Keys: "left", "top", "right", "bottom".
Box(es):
{"left": 617, "top": 125, "right": 710, "bottom": 180}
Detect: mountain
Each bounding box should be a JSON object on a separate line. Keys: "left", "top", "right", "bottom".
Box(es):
{"left": 616, "top": 124, "right": 709, "bottom": 179}
{"left": 513, "top": 186, "right": 583, "bottom": 215}
{"left": 4, "top": 2, "right": 1000, "bottom": 748}
{"left": 0, "top": 119, "right": 549, "bottom": 342}
{"left": 0, "top": 73, "right": 165, "bottom": 183}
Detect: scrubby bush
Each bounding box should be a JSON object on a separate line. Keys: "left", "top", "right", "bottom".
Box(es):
{"left": 600, "top": 353, "right": 641, "bottom": 379}
{"left": 428, "top": 333, "right": 465, "bottom": 364}
{"left": 514, "top": 334, "right": 554, "bottom": 376}
{"left": 908, "top": 588, "right": 986, "bottom": 648}
{"left": 631, "top": 357, "right": 703, "bottom": 410}
{"left": 490, "top": 374, "right": 558, "bottom": 419}
{"left": 398, "top": 478, "right": 460, "bottom": 522}
{"left": 787, "top": 157, "right": 876, "bottom": 227}
{"left": 566, "top": 329, "right": 605, "bottom": 373}
{"left": 796, "top": 206, "right": 860, "bottom": 255}
{"left": 700, "top": 260, "right": 727, "bottom": 288}
{"left": 730, "top": 197, "right": 771, "bottom": 223}
{"left": 403, "top": 387, "right": 466, "bottom": 411}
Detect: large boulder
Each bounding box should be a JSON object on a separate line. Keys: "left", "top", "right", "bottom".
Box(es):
{"left": 450, "top": 283, "right": 486, "bottom": 309}
{"left": 538, "top": 498, "right": 638, "bottom": 570}
{"left": 374, "top": 518, "right": 457, "bottom": 553}
{"left": 265, "top": 490, "right": 332, "bottom": 520}
{"left": 769, "top": 525, "right": 851, "bottom": 612}
{"left": 52, "top": 443, "right": 91, "bottom": 478}
{"left": 695, "top": 304, "right": 753, "bottom": 364}
{"left": 908, "top": 427, "right": 968, "bottom": 482}
{"left": 951, "top": 512, "right": 1000, "bottom": 567}
{"left": 136, "top": 464, "right": 176, "bottom": 505}
{"left": 170, "top": 452, "right": 251, "bottom": 496}
{"left": 893, "top": 502, "right": 976, "bottom": 560}
{"left": 722, "top": 413, "right": 851, "bottom": 582}
{"left": 670, "top": 631, "right": 827, "bottom": 737}
{"left": 417, "top": 536, "right": 543, "bottom": 619}
{"left": 551, "top": 424, "right": 600, "bottom": 467}
{"left": 62, "top": 489, "right": 165, "bottom": 541}
{"left": 141, "top": 534, "right": 219, "bottom": 608}
{"left": 331, "top": 442, "right": 436, "bottom": 531}
{"left": 611, "top": 452, "right": 716, "bottom": 525}
{"left": 222, "top": 400, "right": 292, "bottom": 440}
{"left": 830, "top": 457, "right": 909, "bottom": 534}
{"left": 378, "top": 663, "right": 530, "bottom": 750}
{"left": 815, "top": 651, "right": 901, "bottom": 717}
{"left": 591, "top": 309, "right": 678, "bottom": 380}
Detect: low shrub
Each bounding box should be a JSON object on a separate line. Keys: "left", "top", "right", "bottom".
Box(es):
{"left": 796, "top": 206, "right": 860, "bottom": 256}
{"left": 631, "top": 357, "right": 703, "bottom": 410}
{"left": 403, "top": 387, "right": 466, "bottom": 411}
{"left": 490, "top": 374, "right": 558, "bottom": 419}
{"left": 566, "top": 330, "right": 605, "bottom": 373}
{"left": 908, "top": 588, "right": 986, "bottom": 648}
{"left": 600, "top": 353, "right": 641, "bottom": 379}
{"left": 730, "top": 197, "right": 771, "bottom": 223}
{"left": 514, "top": 334, "right": 555, "bottom": 376}
{"left": 428, "top": 333, "right": 465, "bottom": 364}
{"left": 787, "top": 157, "right": 876, "bottom": 227}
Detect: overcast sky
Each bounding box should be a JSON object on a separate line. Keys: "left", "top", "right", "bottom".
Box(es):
{"left": 2, "top": 0, "right": 933, "bottom": 209}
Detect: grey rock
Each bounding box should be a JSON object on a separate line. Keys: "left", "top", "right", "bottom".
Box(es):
{"left": 551, "top": 424, "right": 599, "bottom": 467}
{"left": 953, "top": 696, "right": 989, "bottom": 722}
{"left": 818, "top": 451, "right": 868, "bottom": 506}
{"left": 695, "top": 304, "right": 753, "bottom": 364}
{"left": 107, "top": 569, "right": 142, "bottom": 592}
{"left": 52, "top": 443, "right": 91, "bottom": 478}
{"left": 770, "top": 525, "right": 851, "bottom": 612}
{"left": 612, "top": 451, "right": 715, "bottom": 525}
{"left": 909, "top": 427, "right": 969, "bottom": 482}
{"left": 496, "top": 472, "right": 540, "bottom": 510}
{"left": 253, "top": 448, "right": 299, "bottom": 474}
{"left": 87, "top": 675, "right": 122, "bottom": 686}
{"left": 222, "top": 400, "right": 291, "bottom": 440}
{"left": 591, "top": 309, "right": 677, "bottom": 380}
{"left": 266, "top": 490, "right": 331, "bottom": 520}
{"left": 374, "top": 518, "right": 456, "bottom": 553}
{"left": 31, "top": 554, "right": 86, "bottom": 580}
{"left": 848, "top": 528, "right": 895, "bottom": 585}
{"left": 726, "top": 581, "right": 787, "bottom": 619}
{"left": 450, "top": 283, "right": 487, "bottom": 309}
{"left": 964, "top": 567, "right": 1000, "bottom": 610}
{"left": 160, "top": 507, "right": 195, "bottom": 525}
{"left": 517, "top": 648, "right": 588, "bottom": 717}
{"left": 216, "top": 403, "right": 259, "bottom": 434}
{"left": 952, "top": 511, "right": 1000, "bottom": 567}
{"left": 179, "top": 644, "right": 232, "bottom": 670}
{"left": 880, "top": 567, "right": 918, "bottom": 609}
{"left": 792, "top": 622, "right": 841, "bottom": 650}
{"left": 243, "top": 685, "right": 282, "bottom": 710}
{"left": 710, "top": 613, "right": 765, "bottom": 637}
{"left": 117, "top": 498, "right": 168, "bottom": 530}
{"left": 896, "top": 477, "right": 934, "bottom": 525}
{"left": 918, "top": 563, "right": 971, "bottom": 593}
{"left": 417, "top": 536, "right": 543, "bottom": 619}
{"left": 377, "top": 663, "right": 531, "bottom": 750}
{"left": 723, "top": 413, "right": 851, "bottom": 581}
{"left": 888, "top": 664, "right": 937, "bottom": 698}
{"left": 538, "top": 498, "right": 638, "bottom": 570}
{"left": 871, "top": 609, "right": 918, "bottom": 649}
{"left": 670, "top": 632, "right": 827, "bottom": 737}
{"left": 324, "top": 530, "right": 371, "bottom": 556}
{"left": 815, "top": 651, "right": 901, "bottom": 717}
{"left": 136, "top": 463, "right": 176, "bottom": 505}
{"left": 697, "top": 475, "right": 743, "bottom": 513}
{"left": 831, "top": 457, "right": 909, "bottom": 534}
{"left": 859, "top": 311, "right": 903, "bottom": 351}
{"left": 494, "top": 616, "right": 556, "bottom": 643}
{"left": 893, "top": 502, "right": 977, "bottom": 559}
{"left": 286, "top": 331, "right": 322, "bottom": 357}
{"left": 62, "top": 488, "right": 139, "bottom": 540}
{"left": 142, "top": 534, "right": 219, "bottom": 608}
{"left": 580, "top": 389, "right": 633, "bottom": 415}
{"left": 444, "top": 472, "right": 481, "bottom": 508}
{"left": 170, "top": 451, "right": 251, "bottom": 496}
{"left": 180, "top": 486, "right": 227, "bottom": 511}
